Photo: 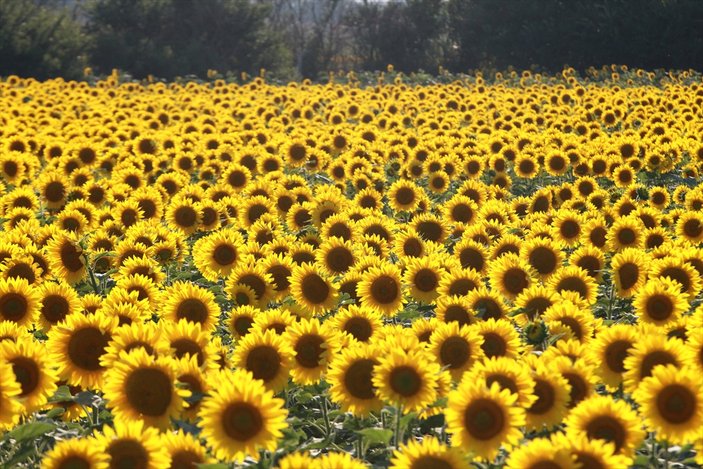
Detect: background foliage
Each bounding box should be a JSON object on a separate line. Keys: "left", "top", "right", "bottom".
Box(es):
{"left": 2, "top": 0, "right": 703, "bottom": 80}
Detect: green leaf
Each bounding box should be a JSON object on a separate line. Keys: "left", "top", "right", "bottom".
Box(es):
{"left": 7, "top": 421, "right": 56, "bottom": 441}
{"left": 45, "top": 407, "right": 65, "bottom": 419}
{"left": 48, "top": 385, "right": 73, "bottom": 403}
{"left": 355, "top": 428, "right": 393, "bottom": 447}
{"left": 196, "top": 464, "right": 229, "bottom": 469}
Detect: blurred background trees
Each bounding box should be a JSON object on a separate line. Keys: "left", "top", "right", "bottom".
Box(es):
{"left": 3, "top": 0, "right": 703, "bottom": 80}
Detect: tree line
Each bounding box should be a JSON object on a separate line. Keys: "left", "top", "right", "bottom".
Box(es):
{"left": 3, "top": 0, "right": 703, "bottom": 81}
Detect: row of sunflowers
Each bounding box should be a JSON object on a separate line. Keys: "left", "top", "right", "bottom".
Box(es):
{"left": 0, "top": 69, "right": 703, "bottom": 468}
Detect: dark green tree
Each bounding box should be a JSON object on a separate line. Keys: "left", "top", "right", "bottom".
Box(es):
{"left": 346, "top": 0, "right": 446, "bottom": 73}
{"left": 87, "top": 0, "right": 290, "bottom": 79}
{"left": 0, "top": 0, "right": 88, "bottom": 79}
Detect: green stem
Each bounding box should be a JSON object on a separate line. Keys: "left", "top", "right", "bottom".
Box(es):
{"left": 84, "top": 254, "right": 100, "bottom": 294}
{"left": 662, "top": 441, "right": 668, "bottom": 469}
{"left": 650, "top": 433, "right": 658, "bottom": 469}
{"left": 321, "top": 396, "right": 331, "bottom": 437}
{"left": 356, "top": 432, "right": 364, "bottom": 459}
{"left": 606, "top": 282, "right": 615, "bottom": 321}
{"left": 394, "top": 403, "right": 403, "bottom": 449}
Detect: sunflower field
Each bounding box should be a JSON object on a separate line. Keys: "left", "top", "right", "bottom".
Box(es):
{"left": 1, "top": 67, "right": 703, "bottom": 468}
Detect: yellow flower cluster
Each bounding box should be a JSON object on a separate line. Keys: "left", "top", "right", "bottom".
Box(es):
{"left": 0, "top": 70, "right": 702, "bottom": 468}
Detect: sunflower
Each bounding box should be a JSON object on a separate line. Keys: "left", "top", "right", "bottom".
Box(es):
{"left": 331, "top": 305, "right": 383, "bottom": 345}
{"left": 443, "top": 194, "right": 478, "bottom": 226}
{"left": 564, "top": 394, "right": 644, "bottom": 458}
{"left": 234, "top": 328, "right": 293, "bottom": 392}
{"left": 161, "top": 281, "right": 220, "bottom": 332}
{"left": 104, "top": 348, "right": 185, "bottom": 429}
{"left": 46, "top": 232, "right": 86, "bottom": 284}
{"left": 588, "top": 324, "right": 638, "bottom": 390}
{"left": 48, "top": 312, "right": 116, "bottom": 389}
{"left": 115, "top": 274, "right": 161, "bottom": 310}
{"left": 438, "top": 267, "right": 483, "bottom": 298}
{"left": 1, "top": 253, "right": 45, "bottom": 285}
{"left": 446, "top": 380, "right": 525, "bottom": 461}
{"left": 580, "top": 218, "right": 608, "bottom": 249}
{"left": 389, "top": 436, "right": 469, "bottom": 469}
{"left": 552, "top": 356, "right": 597, "bottom": 410}
{"left": 649, "top": 256, "right": 702, "bottom": 300}
{"left": 315, "top": 237, "right": 357, "bottom": 277}
{"left": 289, "top": 263, "right": 338, "bottom": 316}
{"left": 519, "top": 237, "right": 563, "bottom": 280}
{"left": 252, "top": 307, "right": 297, "bottom": 335}
{"left": 161, "top": 319, "right": 213, "bottom": 370}
{"left": 315, "top": 452, "right": 369, "bottom": 469}
{"left": 327, "top": 343, "right": 383, "bottom": 416}
{"left": 606, "top": 215, "right": 644, "bottom": 252}
{"left": 548, "top": 266, "right": 598, "bottom": 305}
{"left": 623, "top": 334, "right": 685, "bottom": 393}
{"left": 165, "top": 196, "right": 201, "bottom": 236}
{"left": 95, "top": 418, "right": 169, "bottom": 469}
{"left": 283, "top": 318, "right": 338, "bottom": 385}
{"left": 357, "top": 263, "right": 404, "bottom": 317}
{"left": 228, "top": 305, "right": 259, "bottom": 341}
{"left": 569, "top": 245, "right": 604, "bottom": 282}
{"left": 609, "top": 248, "right": 648, "bottom": 298}
{"left": 475, "top": 318, "right": 522, "bottom": 358}
{"left": 488, "top": 253, "right": 534, "bottom": 301}
{"left": 161, "top": 430, "right": 211, "bottom": 469}
{"left": 453, "top": 238, "right": 488, "bottom": 274}
{"left": 41, "top": 437, "right": 108, "bottom": 469}
{"left": 435, "top": 295, "right": 475, "bottom": 327}
{"left": 373, "top": 347, "right": 440, "bottom": 413}
{"left": 635, "top": 365, "right": 703, "bottom": 445}
{"left": 429, "top": 321, "right": 484, "bottom": 381}
{"left": 512, "top": 285, "right": 558, "bottom": 325}
{"left": 505, "top": 436, "right": 575, "bottom": 469}
{"left": 37, "top": 281, "right": 80, "bottom": 330}
{"left": 100, "top": 321, "right": 164, "bottom": 368}
{"left": 543, "top": 301, "right": 595, "bottom": 345}
{"left": 0, "top": 359, "right": 21, "bottom": 430}
{"left": 226, "top": 263, "right": 274, "bottom": 308}
{"left": 633, "top": 277, "right": 689, "bottom": 326}
{"left": 471, "top": 356, "right": 536, "bottom": 408}
{"left": 0, "top": 276, "right": 39, "bottom": 326}
{"left": 39, "top": 171, "right": 68, "bottom": 209}
{"left": 524, "top": 357, "right": 572, "bottom": 430}
{"left": 403, "top": 256, "right": 444, "bottom": 304}
{"left": 0, "top": 338, "right": 57, "bottom": 414}
{"left": 551, "top": 210, "right": 584, "bottom": 248}
{"left": 198, "top": 369, "right": 287, "bottom": 462}
{"left": 550, "top": 432, "right": 632, "bottom": 469}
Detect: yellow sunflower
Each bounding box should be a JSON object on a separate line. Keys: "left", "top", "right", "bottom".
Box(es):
{"left": 0, "top": 276, "right": 40, "bottom": 326}
{"left": 94, "top": 418, "right": 169, "bottom": 469}
{"left": 357, "top": 263, "right": 404, "bottom": 317}
{"left": 446, "top": 380, "right": 525, "bottom": 461}
{"left": 47, "top": 312, "right": 117, "bottom": 389}
{"left": 41, "top": 437, "right": 108, "bottom": 469}
{"left": 327, "top": 343, "right": 383, "bottom": 416}
{"left": 565, "top": 394, "right": 644, "bottom": 458}
{"left": 633, "top": 277, "right": 689, "bottom": 326}
{"left": 161, "top": 281, "right": 220, "bottom": 332}
{"left": 389, "top": 436, "right": 469, "bottom": 469}
{"left": 198, "top": 369, "right": 287, "bottom": 462}
{"left": 372, "top": 347, "right": 440, "bottom": 413}
{"left": 0, "top": 338, "right": 58, "bottom": 414}
{"left": 283, "top": 318, "right": 339, "bottom": 385}
{"left": 103, "top": 348, "right": 186, "bottom": 429}
{"left": 289, "top": 263, "right": 339, "bottom": 316}
{"left": 46, "top": 232, "right": 87, "bottom": 284}
{"left": 428, "top": 321, "right": 484, "bottom": 381}
{"left": 234, "top": 328, "right": 293, "bottom": 393}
